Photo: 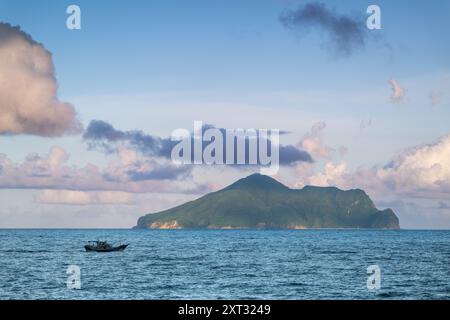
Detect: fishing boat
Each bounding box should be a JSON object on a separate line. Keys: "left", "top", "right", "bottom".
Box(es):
{"left": 84, "top": 240, "right": 128, "bottom": 252}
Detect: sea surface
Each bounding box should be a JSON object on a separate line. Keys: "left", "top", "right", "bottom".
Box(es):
{"left": 0, "top": 229, "right": 449, "bottom": 300}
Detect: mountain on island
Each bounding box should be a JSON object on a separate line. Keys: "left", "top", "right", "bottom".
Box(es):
{"left": 135, "top": 174, "right": 400, "bottom": 229}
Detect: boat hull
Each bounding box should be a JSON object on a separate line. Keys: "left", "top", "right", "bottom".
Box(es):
{"left": 84, "top": 244, "right": 128, "bottom": 252}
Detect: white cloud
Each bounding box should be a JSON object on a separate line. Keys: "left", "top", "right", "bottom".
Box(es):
{"left": 375, "top": 134, "right": 450, "bottom": 198}
{"left": 0, "top": 23, "right": 81, "bottom": 136}
{"left": 305, "top": 161, "right": 348, "bottom": 187}
{"left": 293, "top": 134, "right": 450, "bottom": 200}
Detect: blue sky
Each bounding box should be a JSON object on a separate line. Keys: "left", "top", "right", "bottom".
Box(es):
{"left": 0, "top": 0, "right": 448, "bottom": 91}
{"left": 0, "top": 0, "right": 449, "bottom": 228}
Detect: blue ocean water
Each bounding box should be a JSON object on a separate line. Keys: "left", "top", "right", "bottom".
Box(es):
{"left": 0, "top": 229, "right": 449, "bottom": 300}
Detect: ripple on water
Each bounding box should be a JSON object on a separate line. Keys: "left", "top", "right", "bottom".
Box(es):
{"left": 0, "top": 229, "right": 449, "bottom": 299}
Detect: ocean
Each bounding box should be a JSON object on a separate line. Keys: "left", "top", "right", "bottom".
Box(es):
{"left": 0, "top": 229, "right": 449, "bottom": 300}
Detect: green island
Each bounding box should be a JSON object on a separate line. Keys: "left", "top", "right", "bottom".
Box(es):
{"left": 135, "top": 174, "right": 400, "bottom": 229}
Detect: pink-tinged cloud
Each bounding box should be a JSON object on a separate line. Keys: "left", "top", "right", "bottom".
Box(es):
{"left": 297, "top": 121, "right": 330, "bottom": 159}
{"left": 389, "top": 78, "right": 405, "bottom": 103}
{"left": 0, "top": 23, "right": 81, "bottom": 136}
{"left": 295, "top": 134, "right": 450, "bottom": 200}
{"left": 0, "top": 145, "right": 208, "bottom": 195}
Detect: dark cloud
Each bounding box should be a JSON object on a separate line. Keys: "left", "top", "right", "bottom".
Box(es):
{"left": 83, "top": 120, "right": 174, "bottom": 157}
{"left": 279, "top": 145, "right": 311, "bottom": 165}
{"left": 83, "top": 120, "right": 313, "bottom": 166}
{"left": 82, "top": 120, "right": 125, "bottom": 141}
{"left": 280, "top": 2, "right": 367, "bottom": 56}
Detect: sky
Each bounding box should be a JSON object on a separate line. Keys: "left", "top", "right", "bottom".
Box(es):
{"left": 0, "top": 0, "right": 449, "bottom": 228}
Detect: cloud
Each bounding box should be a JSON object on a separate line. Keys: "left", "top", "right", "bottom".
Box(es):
{"left": 280, "top": 2, "right": 367, "bottom": 56}
{"left": 277, "top": 145, "right": 311, "bottom": 165}
{"left": 297, "top": 121, "right": 330, "bottom": 159}
{"left": 0, "top": 23, "right": 81, "bottom": 136}
{"left": 296, "top": 134, "right": 450, "bottom": 200}
{"left": 36, "top": 190, "right": 136, "bottom": 205}
{"left": 285, "top": 127, "right": 450, "bottom": 227}
{"left": 305, "top": 161, "right": 348, "bottom": 187}
{"left": 296, "top": 121, "right": 347, "bottom": 161}
{"left": 83, "top": 120, "right": 174, "bottom": 157}
{"left": 389, "top": 78, "right": 405, "bottom": 103}
{"left": 377, "top": 134, "right": 450, "bottom": 198}
{"left": 0, "top": 145, "right": 207, "bottom": 194}
{"left": 84, "top": 120, "right": 313, "bottom": 166}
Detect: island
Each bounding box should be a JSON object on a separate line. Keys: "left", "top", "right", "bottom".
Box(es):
{"left": 135, "top": 173, "right": 400, "bottom": 229}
